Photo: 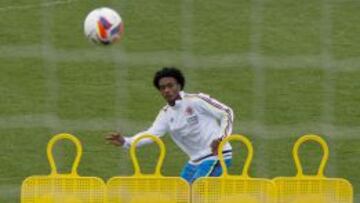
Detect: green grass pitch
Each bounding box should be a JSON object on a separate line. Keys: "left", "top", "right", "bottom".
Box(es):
{"left": 0, "top": 0, "right": 359, "bottom": 202}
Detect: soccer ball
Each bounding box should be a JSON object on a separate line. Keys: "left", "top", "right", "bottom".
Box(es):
{"left": 84, "top": 7, "right": 124, "bottom": 45}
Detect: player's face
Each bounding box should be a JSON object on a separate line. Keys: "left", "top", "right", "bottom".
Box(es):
{"left": 158, "top": 77, "right": 181, "bottom": 104}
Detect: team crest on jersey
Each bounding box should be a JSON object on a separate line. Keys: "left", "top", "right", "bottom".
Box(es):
{"left": 185, "top": 106, "right": 198, "bottom": 125}
{"left": 185, "top": 106, "right": 194, "bottom": 116}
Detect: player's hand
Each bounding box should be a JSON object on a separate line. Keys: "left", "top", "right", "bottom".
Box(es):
{"left": 210, "top": 138, "right": 222, "bottom": 155}
{"left": 105, "top": 132, "right": 125, "bottom": 146}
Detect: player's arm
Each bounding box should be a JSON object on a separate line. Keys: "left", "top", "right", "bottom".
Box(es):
{"left": 106, "top": 110, "right": 169, "bottom": 148}
{"left": 196, "top": 93, "right": 234, "bottom": 154}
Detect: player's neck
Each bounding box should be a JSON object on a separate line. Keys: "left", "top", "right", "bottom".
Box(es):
{"left": 168, "top": 94, "right": 182, "bottom": 106}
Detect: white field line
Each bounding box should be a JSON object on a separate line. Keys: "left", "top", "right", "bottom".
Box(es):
{"left": 249, "top": 1, "right": 265, "bottom": 122}
{"left": 1, "top": 45, "right": 359, "bottom": 71}
{"left": 0, "top": 176, "right": 24, "bottom": 182}
{"left": 181, "top": 0, "right": 194, "bottom": 68}
{"left": 330, "top": 0, "right": 358, "bottom": 3}
{"left": 0, "top": 0, "right": 78, "bottom": 12}
{"left": 0, "top": 114, "right": 149, "bottom": 132}
{"left": 111, "top": 0, "right": 130, "bottom": 173}
{"left": 0, "top": 115, "right": 359, "bottom": 139}
{"left": 41, "top": 0, "right": 60, "bottom": 131}
{"left": 249, "top": 0, "right": 267, "bottom": 175}
{"left": 181, "top": 0, "right": 202, "bottom": 101}
{"left": 39, "top": 3, "right": 64, "bottom": 168}
{"left": 321, "top": 0, "right": 337, "bottom": 174}
{"left": 111, "top": 44, "right": 129, "bottom": 132}
{"left": 321, "top": 0, "right": 335, "bottom": 126}
{"left": 0, "top": 184, "right": 19, "bottom": 199}
{"left": 236, "top": 120, "right": 360, "bottom": 139}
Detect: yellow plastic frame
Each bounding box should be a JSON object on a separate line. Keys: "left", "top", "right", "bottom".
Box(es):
{"left": 192, "top": 134, "right": 276, "bottom": 203}
{"left": 107, "top": 134, "right": 190, "bottom": 203}
{"left": 273, "top": 134, "right": 353, "bottom": 203}
{"left": 21, "top": 133, "right": 107, "bottom": 203}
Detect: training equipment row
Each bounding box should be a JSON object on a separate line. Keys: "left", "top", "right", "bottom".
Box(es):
{"left": 21, "top": 133, "right": 353, "bottom": 203}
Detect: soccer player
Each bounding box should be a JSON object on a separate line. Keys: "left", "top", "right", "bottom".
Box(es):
{"left": 106, "top": 67, "right": 234, "bottom": 183}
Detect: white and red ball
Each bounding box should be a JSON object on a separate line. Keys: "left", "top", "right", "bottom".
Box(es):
{"left": 84, "top": 7, "right": 124, "bottom": 45}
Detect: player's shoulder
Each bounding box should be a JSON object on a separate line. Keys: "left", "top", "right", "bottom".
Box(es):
{"left": 183, "top": 92, "right": 211, "bottom": 102}
{"left": 160, "top": 104, "right": 170, "bottom": 113}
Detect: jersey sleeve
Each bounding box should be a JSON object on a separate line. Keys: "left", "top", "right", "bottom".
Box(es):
{"left": 123, "top": 109, "right": 169, "bottom": 149}
{"left": 195, "top": 93, "right": 234, "bottom": 139}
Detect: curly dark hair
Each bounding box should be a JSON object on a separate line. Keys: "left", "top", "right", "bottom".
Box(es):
{"left": 153, "top": 67, "right": 185, "bottom": 90}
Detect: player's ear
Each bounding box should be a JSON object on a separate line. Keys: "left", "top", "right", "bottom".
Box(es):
{"left": 176, "top": 83, "right": 182, "bottom": 91}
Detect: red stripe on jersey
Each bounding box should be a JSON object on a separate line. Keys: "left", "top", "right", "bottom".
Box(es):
{"left": 197, "top": 95, "right": 233, "bottom": 139}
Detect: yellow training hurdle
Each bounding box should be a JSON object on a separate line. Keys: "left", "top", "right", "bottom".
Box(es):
{"left": 21, "top": 133, "right": 107, "bottom": 203}
{"left": 20, "top": 133, "right": 354, "bottom": 203}
{"left": 192, "top": 134, "right": 276, "bottom": 203}
{"left": 107, "top": 134, "right": 190, "bottom": 203}
{"left": 273, "top": 134, "right": 353, "bottom": 203}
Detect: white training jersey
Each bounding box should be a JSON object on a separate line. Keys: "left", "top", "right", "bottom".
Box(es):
{"left": 123, "top": 91, "right": 234, "bottom": 163}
